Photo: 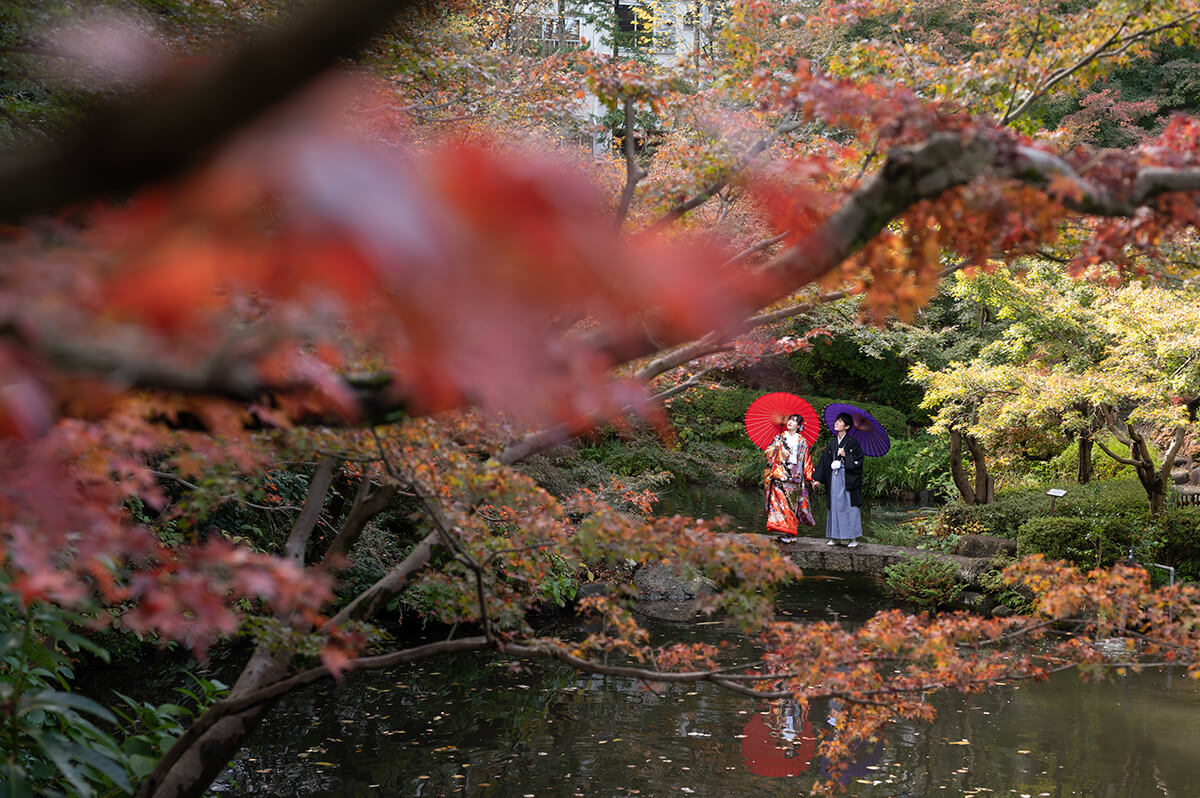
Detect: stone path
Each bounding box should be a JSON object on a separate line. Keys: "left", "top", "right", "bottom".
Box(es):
{"left": 770, "top": 535, "right": 993, "bottom": 582}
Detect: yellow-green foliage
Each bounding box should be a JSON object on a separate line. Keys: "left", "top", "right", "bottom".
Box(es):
{"left": 914, "top": 266, "right": 1200, "bottom": 488}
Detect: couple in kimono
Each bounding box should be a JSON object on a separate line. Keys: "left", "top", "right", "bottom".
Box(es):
{"left": 764, "top": 411, "right": 863, "bottom": 546}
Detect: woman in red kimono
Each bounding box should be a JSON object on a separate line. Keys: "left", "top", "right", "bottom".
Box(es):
{"left": 763, "top": 414, "right": 816, "bottom": 538}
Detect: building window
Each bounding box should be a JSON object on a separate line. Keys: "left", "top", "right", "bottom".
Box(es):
{"left": 541, "top": 17, "right": 581, "bottom": 46}
{"left": 616, "top": 2, "right": 674, "bottom": 51}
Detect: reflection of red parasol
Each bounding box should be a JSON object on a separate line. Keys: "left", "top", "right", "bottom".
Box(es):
{"left": 823, "top": 402, "right": 891, "bottom": 457}
{"left": 740, "top": 710, "right": 817, "bottom": 778}
{"left": 745, "top": 393, "right": 819, "bottom": 450}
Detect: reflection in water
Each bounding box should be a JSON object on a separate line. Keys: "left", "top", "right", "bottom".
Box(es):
{"left": 220, "top": 572, "right": 1200, "bottom": 797}
{"left": 652, "top": 483, "right": 770, "bottom": 532}
{"left": 741, "top": 701, "right": 820, "bottom": 778}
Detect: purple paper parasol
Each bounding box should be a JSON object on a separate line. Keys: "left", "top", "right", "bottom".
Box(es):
{"left": 823, "top": 403, "right": 891, "bottom": 457}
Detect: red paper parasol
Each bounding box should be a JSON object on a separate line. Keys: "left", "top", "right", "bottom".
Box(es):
{"left": 823, "top": 402, "right": 891, "bottom": 457}
{"left": 745, "top": 392, "right": 819, "bottom": 450}
{"left": 741, "top": 711, "right": 816, "bottom": 778}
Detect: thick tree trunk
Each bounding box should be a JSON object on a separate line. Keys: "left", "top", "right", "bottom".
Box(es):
{"left": 949, "top": 430, "right": 976, "bottom": 505}
{"left": 135, "top": 648, "right": 292, "bottom": 798}
{"left": 1097, "top": 411, "right": 1185, "bottom": 518}
{"left": 1077, "top": 431, "right": 1092, "bottom": 484}
{"left": 950, "top": 430, "right": 993, "bottom": 504}
{"left": 1130, "top": 428, "right": 1167, "bottom": 517}
{"left": 140, "top": 529, "right": 439, "bottom": 798}
{"left": 965, "top": 435, "right": 994, "bottom": 504}
{"left": 1145, "top": 477, "right": 1166, "bottom": 516}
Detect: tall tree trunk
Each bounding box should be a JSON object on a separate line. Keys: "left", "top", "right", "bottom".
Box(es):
{"left": 557, "top": 0, "right": 566, "bottom": 52}
{"left": 612, "top": 0, "right": 620, "bottom": 57}
{"left": 1077, "top": 429, "right": 1093, "bottom": 485}
{"left": 1128, "top": 426, "right": 1176, "bottom": 517}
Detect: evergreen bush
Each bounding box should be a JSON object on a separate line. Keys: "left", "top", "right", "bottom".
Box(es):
{"left": 861, "top": 434, "right": 954, "bottom": 501}
{"left": 939, "top": 490, "right": 1054, "bottom": 538}
{"left": 883, "top": 554, "right": 963, "bottom": 609}
{"left": 1016, "top": 516, "right": 1091, "bottom": 560}
{"left": 1161, "top": 505, "right": 1200, "bottom": 582}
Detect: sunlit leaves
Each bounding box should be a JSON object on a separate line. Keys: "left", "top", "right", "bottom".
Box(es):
{"left": 915, "top": 264, "right": 1200, "bottom": 475}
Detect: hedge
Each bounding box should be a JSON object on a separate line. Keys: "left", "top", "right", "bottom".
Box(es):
{"left": 944, "top": 478, "right": 1200, "bottom": 576}
{"left": 1016, "top": 516, "right": 1092, "bottom": 560}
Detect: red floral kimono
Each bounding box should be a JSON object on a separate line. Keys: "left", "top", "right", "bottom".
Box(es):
{"left": 764, "top": 432, "right": 816, "bottom": 535}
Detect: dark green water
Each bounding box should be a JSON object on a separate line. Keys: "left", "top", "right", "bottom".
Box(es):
{"left": 216, "top": 571, "right": 1200, "bottom": 796}
{"left": 203, "top": 486, "right": 1200, "bottom": 796}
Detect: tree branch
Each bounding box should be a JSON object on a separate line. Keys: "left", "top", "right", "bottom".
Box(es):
{"left": 1159, "top": 426, "right": 1187, "bottom": 487}
{"left": 322, "top": 471, "right": 399, "bottom": 564}
{"left": 615, "top": 96, "right": 647, "bottom": 226}
{"left": 339, "top": 524, "right": 436, "bottom": 620}
{"left": 1001, "top": 10, "right": 1198, "bottom": 123}
{"left": 650, "top": 368, "right": 716, "bottom": 402}
{"left": 0, "top": 0, "right": 418, "bottom": 221}
{"left": 721, "top": 232, "right": 788, "bottom": 268}
{"left": 283, "top": 455, "right": 339, "bottom": 566}
{"left": 646, "top": 116, "right": 805, "bottom": 231}
{"left": 1095, "top": 436, "right": 1143, "bottom": 468}
{"left": 148, "top": 470, "right": 301, "bottom": 512}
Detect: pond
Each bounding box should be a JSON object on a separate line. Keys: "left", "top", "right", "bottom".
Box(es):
{"left": 215, "top": 571, "right": 1200, "bottom": 796}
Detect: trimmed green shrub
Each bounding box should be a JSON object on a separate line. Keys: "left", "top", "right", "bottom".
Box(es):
{"left": 1161, "top": 505, "right": 1200, "bottom": 582}
{"left": 1016, "top": 517, "right": 1091, "bottom": 560}
{"left": 938, "top": 478, "right": 1196, "bottom": 570}
{"left": 1054, "top": 478, "right": 1152, "bottom": 520}
{"left": 883, "top": 554, "right": 963, "bottom": 609}
{"left": 939, "top": 489, "right": 1055, "bottom": 539}
{"left": 667, "top": 385, "right": 761, "bottom": 434}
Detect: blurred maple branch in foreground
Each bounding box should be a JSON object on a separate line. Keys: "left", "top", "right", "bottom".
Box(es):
{"left": 0, "top": 0, "right": 414, "bottom": 221}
